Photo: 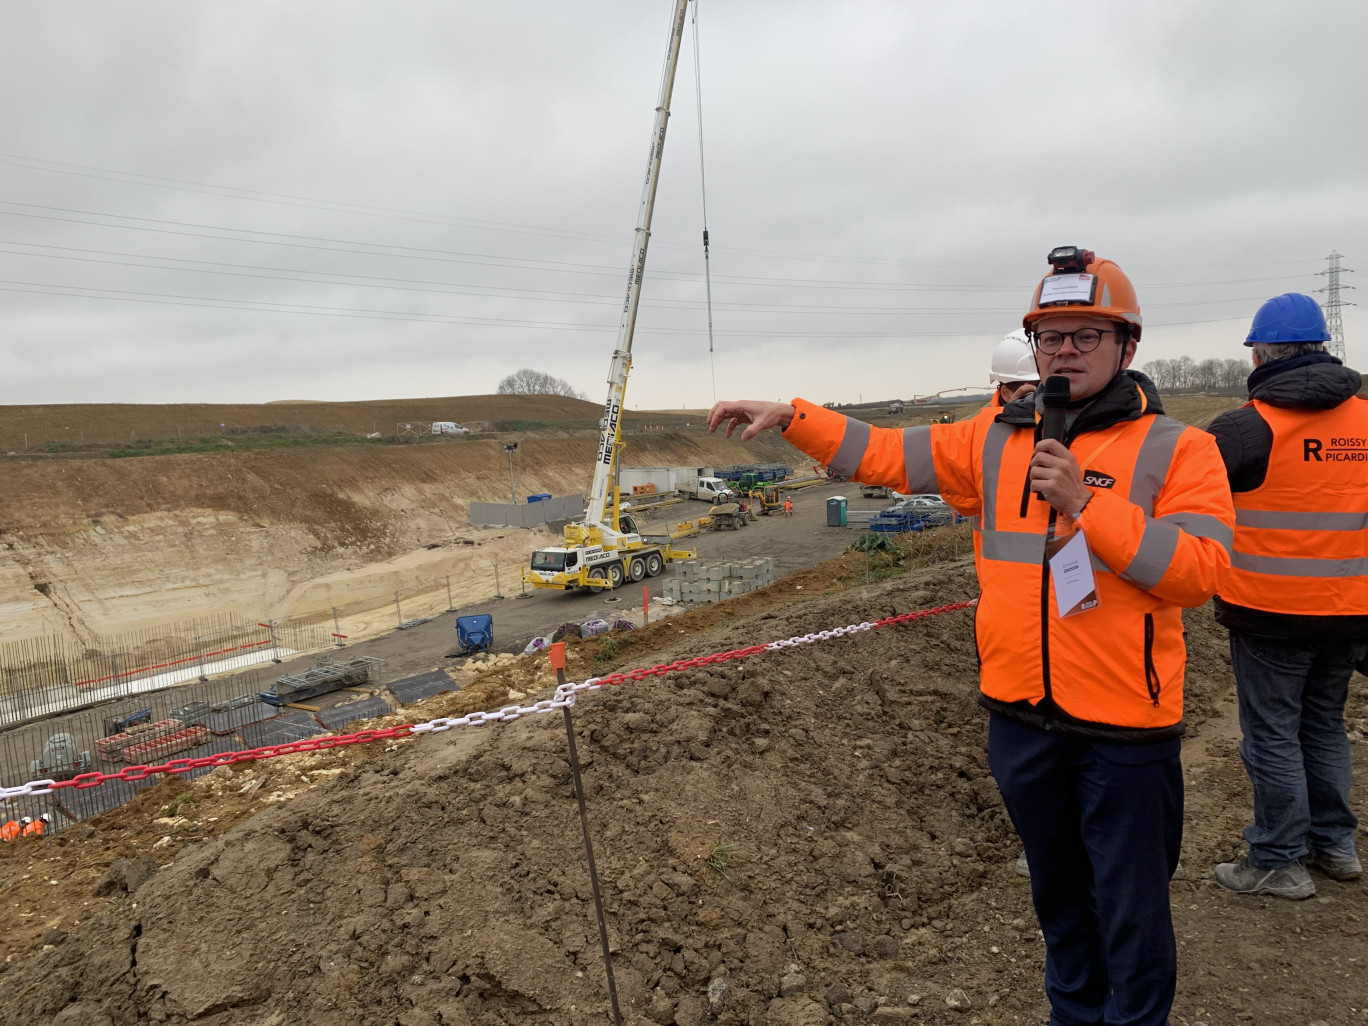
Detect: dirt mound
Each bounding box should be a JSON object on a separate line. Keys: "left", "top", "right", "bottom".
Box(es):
{"left": 2, "top": 552, "right": 1366, "bottom": 1024}
{"left": 1, "top": 562, "right": 1028, "bottom": 1025}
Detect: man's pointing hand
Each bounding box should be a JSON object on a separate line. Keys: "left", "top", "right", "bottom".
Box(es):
{"left": 707, "top": 401, "right": 796, "bottom": 442}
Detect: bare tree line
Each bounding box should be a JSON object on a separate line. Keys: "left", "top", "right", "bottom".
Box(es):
{"left": 1140, "top": 357, "right": 1250, "bottom": 393}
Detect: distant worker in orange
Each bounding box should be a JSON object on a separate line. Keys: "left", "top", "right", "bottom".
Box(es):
{"left": 783, "top": 497, "right": 794, "bottom": 517}
{"left": 20, "top": 814, "right": 52, "bottom": 837}
{"left": 0, "top": 817, "right": 21, "bottom": 842}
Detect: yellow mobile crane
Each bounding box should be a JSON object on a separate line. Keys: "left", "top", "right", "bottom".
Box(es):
{"left": 523, "top": 0, "right": 697, "bottom": 594}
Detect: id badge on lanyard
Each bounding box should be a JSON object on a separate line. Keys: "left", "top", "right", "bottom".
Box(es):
{"left": 1046, "top": 515, "right": 1099, "bottom": 617}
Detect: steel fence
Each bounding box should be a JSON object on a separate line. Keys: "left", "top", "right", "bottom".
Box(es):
{"left": 1, "top": 656, "right": 402, "bottom": 835}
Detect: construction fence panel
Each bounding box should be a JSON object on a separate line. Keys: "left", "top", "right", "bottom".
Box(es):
{"left": 0, "top": 615, "right": 284, "bottom": 728}
{"left": 469, "top": 494, "right": 583, "bottom": 528}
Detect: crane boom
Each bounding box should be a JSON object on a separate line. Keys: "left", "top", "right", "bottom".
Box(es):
{"left": 522, "top": 0, "right": 701, "bottom": 595}
{"left": 585, "top": 0, "right": 691, "bottom": 530}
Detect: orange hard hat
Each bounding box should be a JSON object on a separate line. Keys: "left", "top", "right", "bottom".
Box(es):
{"left": 1023, "top": 246, "right": 1142, "bottom": 340}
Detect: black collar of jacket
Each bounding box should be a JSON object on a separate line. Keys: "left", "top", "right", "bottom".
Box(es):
{"left": 1247, "top": 352, "right": 1362, "bottom": 410}
{"left": 995, "top": 369, "right": 1164, "bottom": 443}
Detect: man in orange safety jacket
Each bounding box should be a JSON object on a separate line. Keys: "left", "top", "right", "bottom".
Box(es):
{"left": 0, "top": 818, "right": 20, "bottom": 842}
{"left": 20, "top": 814, "right": 51, "bottom": 838}
{"left": 1207, "top": 293, "right": 1368, "bottom": 899}
{"left": 708, "top": 246, "right": 1233, "bottom": 1026}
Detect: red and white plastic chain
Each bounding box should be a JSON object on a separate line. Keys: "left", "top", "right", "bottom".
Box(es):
{"left": 0, "top": 599, "right": 976, "bottom": 802}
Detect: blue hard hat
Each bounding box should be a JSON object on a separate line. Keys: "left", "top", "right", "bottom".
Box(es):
{"left": 1244, "top": 293, "right": 1332, "bottom": 346}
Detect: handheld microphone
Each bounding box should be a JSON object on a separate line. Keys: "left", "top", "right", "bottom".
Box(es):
{"left": 1036, "top": 375, "right": 1072, "bottom": 501}
{"left": 1040, "top": 375, "right": 1072, "bottom": 445}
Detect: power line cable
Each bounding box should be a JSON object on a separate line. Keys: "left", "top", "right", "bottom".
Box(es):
{"left": 0, "top": 153, "right": 1327, "bottom": 276}
{"left": 0, "top": 200, "right": 1314, "bottom": 295}
{"left": 0, "top": 239, "right": 1288, "bottom": 316}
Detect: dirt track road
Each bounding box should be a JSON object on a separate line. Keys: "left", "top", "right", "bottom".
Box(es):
{"left": 317, "top": 481, "right": 885, "bottom": 682}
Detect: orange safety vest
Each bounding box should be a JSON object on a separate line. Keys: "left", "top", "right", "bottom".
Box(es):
{"left": 0, "top": 821, "right": 20, "bottom": 841}
{"left": 1218, "top": 397, "right": 1368, "bottom": 616}
{"left": 784, "top": 393, "right": 1233, "bottom": 732}
{"left": 20, "top": 820, "right": 44, "bottom": 837}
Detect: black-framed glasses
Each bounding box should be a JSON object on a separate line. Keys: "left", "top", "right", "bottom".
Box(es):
{"left": 1030, "top": 328, "right": 1117, "bottom": 354}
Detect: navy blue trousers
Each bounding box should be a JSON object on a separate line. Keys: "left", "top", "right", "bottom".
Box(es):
{"left": 987, "top": 712, "right": 1183, "bottom": 1026}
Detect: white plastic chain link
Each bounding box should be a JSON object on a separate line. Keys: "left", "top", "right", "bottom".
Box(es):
{"left": 0, "top": 778, "right": 57, "bottom": 802}
{"left": 408, "top": 679, "right": 603, "bottom": 734}
{"left": 765, "top": 622, "right": 879, "bottom": 650}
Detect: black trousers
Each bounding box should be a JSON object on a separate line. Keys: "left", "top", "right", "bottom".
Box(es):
{"left": 988, "top": 712, "right": 1182, "bottom": 1026}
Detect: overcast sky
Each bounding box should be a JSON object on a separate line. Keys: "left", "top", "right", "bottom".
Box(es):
{"left": 1, "top": 1, "right": 1365, "bottom": 411}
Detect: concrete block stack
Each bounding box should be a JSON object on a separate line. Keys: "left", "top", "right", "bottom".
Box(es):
{"left": 662, "top": 557, "right": 776, "bottom": 604}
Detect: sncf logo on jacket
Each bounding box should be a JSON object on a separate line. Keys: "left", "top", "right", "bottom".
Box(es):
{"left": 1083, "top": 469, "right": 1116, "bottom": 489}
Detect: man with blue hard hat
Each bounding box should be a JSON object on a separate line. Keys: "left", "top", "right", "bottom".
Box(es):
{"left": 1207, "top": 292, "right": 1368, "bottom": 899}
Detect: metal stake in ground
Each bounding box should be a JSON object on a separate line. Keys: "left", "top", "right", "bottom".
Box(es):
{"left": 551, "top": 644, "right": 623, "bottom": 1026}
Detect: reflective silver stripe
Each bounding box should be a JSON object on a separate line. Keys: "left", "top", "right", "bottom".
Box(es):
{"left": 829, "top": 418, "right": 871, "bottom": 479}
{"left": 1235, "top": 508, "right": 1368, "bottom": 531}
{"left": 1231, "top": 552, "right": 1368, "bottom": 578}
{"left": 980, "top": 529, "right": 1044, "bottom": 565}
{"left": 1160, "top": 512, "right": 1234, "bottom": 554}
{"left": 901, "top": 426, "right": 937, "bottom": 494}
{"left": 1091, "top": 552, "right": 1114, "bottom": 574}
{"left": 1120, "top": 518, "right": 1181, "bottom": 590}
{"left": 1128, "top": 416, "right": 1185, "bottom": 515}
{"left": 979, "top": 422, "right": 1014, "bottom": 532}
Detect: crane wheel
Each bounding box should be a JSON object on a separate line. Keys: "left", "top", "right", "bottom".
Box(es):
{"left": 607, "top": 562, "right": 626, "bottom": 589}
{"left": 628, "top": 557, "right": 647, "bottom": 582}
{"left": 645, "top": 552, "right": 664, "bottom": 577}
{"left": 585, "top": 569, "right": 608, "bottom": 594}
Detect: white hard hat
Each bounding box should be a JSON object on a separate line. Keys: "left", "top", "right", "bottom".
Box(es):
{"left": 988, "top": 330, "right": 1039, "bottom": 386}
{"left": 39, "top": 813, "right": 52, "bottom": 823}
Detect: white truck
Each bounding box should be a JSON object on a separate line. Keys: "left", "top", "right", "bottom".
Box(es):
{"left": 619, "top": 466, "right": 734, "bottom": 503}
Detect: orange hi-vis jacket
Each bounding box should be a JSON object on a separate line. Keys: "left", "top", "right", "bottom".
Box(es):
{"left": 1219, "top": 397, "right": 1368, "bottom": 616}
{"left": 0, "top": 820, "right": 20, "bottom": 842}
{"left": 20, "top": 819, "right": 44, "bottom": 838}
{"left": 784, "top": 375, "right": 1234, "bottom": 737}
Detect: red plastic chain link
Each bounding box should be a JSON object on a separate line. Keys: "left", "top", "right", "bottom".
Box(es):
{"left": 46, "top": 724, "right": 415, "bottom": 792}
{"left": 870, "top": 598, "right": 976, "bottom": 628}
{"left": 32, "top": 599, "right": 976, "bottom": 796}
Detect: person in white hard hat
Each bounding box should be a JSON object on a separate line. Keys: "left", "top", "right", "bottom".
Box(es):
{"left": 987, "top": 329, "right": 1040, "bottom": 408}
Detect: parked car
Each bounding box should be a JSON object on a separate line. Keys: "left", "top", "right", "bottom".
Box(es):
{"left": 431, "top": 422, "right": 470, "bottom": 436}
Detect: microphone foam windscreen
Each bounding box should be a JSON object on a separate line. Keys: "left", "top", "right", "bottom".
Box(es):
{"left": 1042, "top": 375, "right": 1072, "bottom": 407}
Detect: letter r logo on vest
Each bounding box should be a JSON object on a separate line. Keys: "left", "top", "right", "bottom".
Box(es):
{"left": 1304, "top": 438, "right": 1323, "bottom": 462}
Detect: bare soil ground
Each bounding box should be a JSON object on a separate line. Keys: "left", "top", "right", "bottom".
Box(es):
{"left": 0, "top": 544, "right": 1363, "bottom": 1026}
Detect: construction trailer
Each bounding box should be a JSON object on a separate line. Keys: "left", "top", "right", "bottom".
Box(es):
{"left": 618, "top": 466, "right": 734, "bottom": 503}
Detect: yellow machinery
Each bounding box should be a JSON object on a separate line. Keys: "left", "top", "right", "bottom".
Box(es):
{"left": 748, "top": 486, "right": 783, "bottom": 516}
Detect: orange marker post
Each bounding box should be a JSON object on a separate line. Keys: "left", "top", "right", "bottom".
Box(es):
{"left": 548, "top": 641, "right": 567, "bottom": 673}
{"left": 643, "top": 586, "right": 650, "bottom": 626}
